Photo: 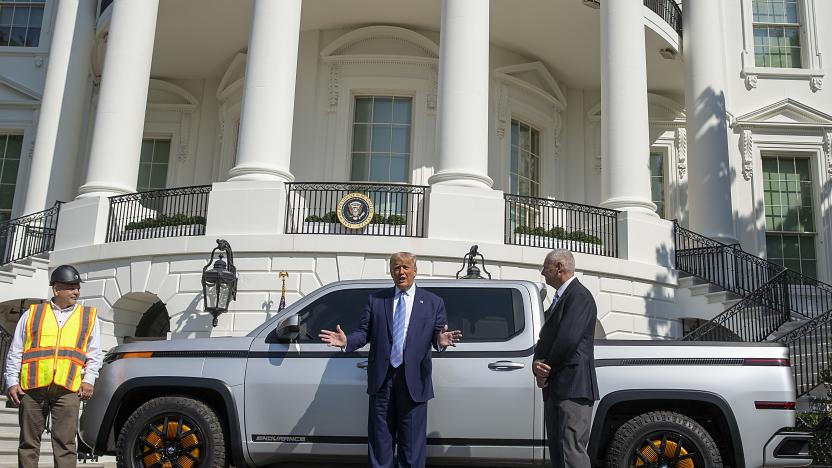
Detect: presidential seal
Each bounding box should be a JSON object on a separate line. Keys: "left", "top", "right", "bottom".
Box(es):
{"left": 336, "top": 192, "right": 374, "bottom": 229}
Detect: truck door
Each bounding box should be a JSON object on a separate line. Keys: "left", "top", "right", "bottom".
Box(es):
{"left": 244, "top": 285, "right": 377, "bottom": 466}
{"left": 424, "top": 283, "right": 537, "bottom": 463}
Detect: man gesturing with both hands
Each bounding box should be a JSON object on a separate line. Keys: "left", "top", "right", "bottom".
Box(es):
{"left": 320, "top": 252, "right": 461, "bottom": 468}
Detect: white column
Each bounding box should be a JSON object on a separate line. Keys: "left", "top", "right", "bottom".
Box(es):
{"left": 600, "top": 0, "right": 656, "bottom": 215}
{"left": 77, "top": 0, "right": 159, "bottom": 198}
{"left": 428, "top": 0, "right": 492, "bottom": 188}
{"left": 684, "top": 0, "right": 736, "bottom": 243}
{"left": 22, "top": 0, "right": 95, "bottom": 213}
{"left": 228, "top": 0, "right": 301, "bottom": 182}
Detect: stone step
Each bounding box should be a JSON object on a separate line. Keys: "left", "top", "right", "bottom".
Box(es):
{"left": 678, "top": 275, "right": 708, "bottom": 289}
{"left": 688, "top": 282, "right": 718, "bottom": 296}
{"left": 3, "top": 264, "right": 37, "bottom": 277}
{"left": 0, "top": 272, "right": 15, "bottom": 284}
{"left": 22, "top": 255, "right": 50, "bottom": 270}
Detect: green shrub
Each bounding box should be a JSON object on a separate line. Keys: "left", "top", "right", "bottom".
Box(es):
{"left": 568, "top": 230, "right": 602, "bottom": 244}
{"left": 386, "top": 215, "right": 406, "bottom": 225}
{"left": 512, "top": 226, "right": 602, "bottom": 245}
{"left": 304, "top": 214, "right": 321, "bottom": 222}
{"left": 549, "top": 227, "right": 567, "bottom": 239}
{"left": 797, "top": 367, "right": 832, "bottom": 465}
{"left": 370, "top": 214, "right": 386, "bottom": 224}
{"left": 124, "top": 214, "right": 206, "bottom": 231}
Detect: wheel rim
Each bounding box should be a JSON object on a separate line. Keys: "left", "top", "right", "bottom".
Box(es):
{"left": 630, "top": 430, "right": 703, "bottom": 468}
{"left": 134, "top": 414, "right": 204, "bottom": 468}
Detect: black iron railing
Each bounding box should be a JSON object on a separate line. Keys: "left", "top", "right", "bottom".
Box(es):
{"left": 99, "top": 0, "right": 113, "bottom": 15}
{"left": 779, "top": 309, "right": 832, "bottom": 397}
{"left": 504, "top": 194, "right": 618, "bottom": 258}
{"left": 0, "top": 324, "right": 11, "bottom": 391}
{"left": 0, "top": 202, "right": 61, "bottom": 265}
{"left": 644, "top": 0, "right": 683, "bottom": 35}
{"left": 677, "top": 221, "right": 832, "bottom": 396}
{"left": 285, "top": 182, "right": 428, "bottom": 238}
{"left": 107, "top": 186, "right": 212, "bottom": 243}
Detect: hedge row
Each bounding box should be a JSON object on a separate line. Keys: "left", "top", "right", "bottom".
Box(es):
{"left": 124, "top": 214, "right": 206, "bottom": 231}
{"left": 305, "top": 212, "right": 406, "bottom": 225}
{"left": 513, "top": 226, "right": 603, "bottom": 245}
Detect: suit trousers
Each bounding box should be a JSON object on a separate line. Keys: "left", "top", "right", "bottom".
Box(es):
{"left": 368, "top": 364, "right": 427, "bottom": 468}
{"left": 18, "top": 385, "right": 81, "bottom": 468}
{"left": 544, "top": 397, "right": 593, "bottom": 468}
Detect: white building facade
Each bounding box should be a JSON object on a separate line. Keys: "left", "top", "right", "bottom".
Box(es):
{"left": 0, "top": 0, "right": 829, "bottom": 350}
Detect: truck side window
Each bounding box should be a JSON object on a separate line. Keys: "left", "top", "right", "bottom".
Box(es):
{"left": 425, "top": 287, "right": 524, "bottom": 342}
{"left": 295, "top": 288, "right": 377, "bottom": 343}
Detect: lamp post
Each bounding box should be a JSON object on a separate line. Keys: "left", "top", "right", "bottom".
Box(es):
{"left": 202, "top": 239, "right": 238, "bottom": 327}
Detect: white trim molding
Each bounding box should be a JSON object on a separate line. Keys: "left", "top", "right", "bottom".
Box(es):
{"left": 741, "top": 129, "right": 754, "bottom": 180}
{"left": 675, "top": 127, "right": 687, "bottom": 177}
{"left": 824, "top": 131, "right": 832, "bottom": 178}
{"left": 739, "top": 0, "right": 825, "bottom": 91}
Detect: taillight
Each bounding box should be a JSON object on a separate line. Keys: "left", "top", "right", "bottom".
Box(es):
{"left": 755, "top": 401, "right": 796, "bottom": 410}
{"left": 744, "top": 358, "right": 790, "bottom": 366}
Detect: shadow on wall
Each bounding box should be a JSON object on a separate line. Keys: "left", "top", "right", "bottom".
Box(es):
{"left": 111, "top": 292, "right": 165, "bottom": 344}
{"left": 0, "top": 298, "right": 46, "bottom": 333}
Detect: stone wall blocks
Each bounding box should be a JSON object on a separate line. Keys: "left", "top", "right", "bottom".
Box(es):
{"left": 633, "top": 315, "right": 680, "bottom": 339}
{"left": 157, "top": 275, "right": 180, "bottom": 303}
{"left": 498, "top": 266, "right": 542, "bottom": 283}
{"left": 336, "top": 255, "right": 365, "bottom": 280}
{"left": 179, "top": 273, "right": 204, "bottom": 293}
{"left": 164, "top": 293, "right": 203, "bottom": 317}
{"left": 82, "top": 279, "right": 107, "bottom": 298}
{"left": 579, "top": 275, "right": 601, "bottom": 297}
{"left": 299, "top": 272, "right": 322, "bottom": 296}
{"left": 115, "top": 265, "right": 131, "bottom": 296}
{"left": 600, "top": 277, "right": 633, "bottom": 295}
{"left": 600, "top": 311, "right": 634, "bottom": 335}
{"left": 82, "top": 297, "right": 113, "bottom": 322}
{"left": 632, "top": 283, "right": 675, "bottom": 302}
{"left": 232, "top": 256, "right": 271, "bottom": 271}
{"left": 432, "top": 261, "right": 462, "bottom": 278}
{"left": 362, "top": 257, "right": 389, "bottom": 279}
{"left": 594, "top": 292, "right": 612, "bottom": 319}
{"left": 145, "top": 262, "right": 170, "bottom": 295}
{"left": 272, "top": 255, "right": 316, "bottom": 272}
{"left": 169, "top": 258, "right": 208, "bottom": 273}
{"left": 226, "top": 292, "right": 271, "bottom": 311}
{"left": 103, "top": 278, "right": 121, "bottom": 307}
{"left": 610, "top": 294, "right": 646, "bottom": 314}
{"left": 232, "top": 312, "right": 276, "bottom": 333}
{"left": 237, "top": 272, "right": 299, "bottom": 292}
{"left": 315, "top": 257, "right": 339, "bottom": 286}
{"left": 85, "top": 266, "right": 117, "bottom": 280}
{"left": 130, "top": 258, "right": 152, "bottom": 294}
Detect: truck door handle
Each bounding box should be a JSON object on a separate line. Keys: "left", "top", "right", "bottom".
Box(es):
{"left": 488, "top": 361, "right": 525, "bottom": 370}
{"left": 357, "top": 361, "right": 369, "bottom": 369}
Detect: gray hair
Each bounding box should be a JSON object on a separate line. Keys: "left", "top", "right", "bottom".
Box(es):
{"left": 389, "top": 252, "right": 417, "bottom": 268}
{"left": 544, "top": 249, "right": 575, "bottom": 273}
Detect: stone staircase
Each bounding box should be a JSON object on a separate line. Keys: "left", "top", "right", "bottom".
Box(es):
{"left": 0, "top": 396, "right": 115, "bottom": 468}
{"left": 676, "top": 273, "right": 744, "bottom": 321}
{"left": 0, "top": 254, "right": 51, "bottom": 307}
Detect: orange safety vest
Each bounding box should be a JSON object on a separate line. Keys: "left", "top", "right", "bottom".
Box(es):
{"left": 20, "top": 303, "right": 97, "bottom": 392}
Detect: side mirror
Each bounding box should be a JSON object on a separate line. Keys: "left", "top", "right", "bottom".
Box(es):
{"left": 267, "top": 314, "right": 300, "bottom": 343}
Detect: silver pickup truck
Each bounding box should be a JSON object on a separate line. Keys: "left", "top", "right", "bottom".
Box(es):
{"left": 79, "top": 279, "right": 812, "bottom": 467}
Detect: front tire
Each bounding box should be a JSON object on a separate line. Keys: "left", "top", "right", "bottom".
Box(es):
{"left": 605, "top": 411, "right": 722, "bottom": 468}
{"left": 116, "top": 396, "right": 227, "bottom": 468}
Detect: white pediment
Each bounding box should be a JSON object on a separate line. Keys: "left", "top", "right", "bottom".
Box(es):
{"left": 321, "top": 26, "right": 439, "bottom": 64}
{"left": 494, "top": 62, "right": 566, "bottom": 110}
{"left": 735, "top": 98, "right": 832, "bottom": 128}
{"left": 0, "top": 75, "right": 41, "bottom": 106}
{"left": 147, "top": 79, "right": 198, "bottom": 112}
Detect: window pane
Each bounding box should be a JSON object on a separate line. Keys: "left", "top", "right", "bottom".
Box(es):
{"left": 11, "top": 7, "right": 28, "bottom": 26}
{"left": 150, "top": 164, "right": 167, "bottom": 188}
{"left": 370, "top": 153, "right": 390, "bottom": 181}
{"left": 140, "top": 140, "right": 154, "bottom": 162}
{"left": 0, "top": 8, "right": 13, "bottom": 25}
{"left": 137, "top": 163, "right": 151, "bottom": 189}
{"left": 0, "top": 184, "right": 14, "bottom": 210}
{"left": 352, "top": 124, "right": 371, "bottom": 152}
{"left": 9, "top": 26, "right": 24, "bottom": 46}
{"left": 295, "top": 288, "right": 377, "bottom": 343}
{"left": 389, "top": 155, "right": 408, "bottom": 183}
{"left": 350, "top": 153, "right": 370, "bottom": 181}
{"left": 391, "top": 126, "right": 410, "bottom": 154}
{"left": 354, "top": 98, "right": 372, "bottom": 123}
{"left": 392, "top": 98, "right": 411, "bottom": 124}
{"left": 372, "top": 97, "right": 393, "bottom": 123}
{"left": 5, "top": 135, "right": 21, "bottom": 158}
{"left": 426, "top": 287, "right": 524, "bottom": 341}
{"left": 371, "top": 125, "right": 391, "bottom": 152}
{"left": 153, "top": 140, "right": 170, "bottom": 163}
{"left": 24, "top": 26, "right": 38, "bottom": 47}
{"left": 766, "top": 235, "right": 783, "bottom": 258}
{"left": 0, "top": 159, "right": 18, "bottom": 184}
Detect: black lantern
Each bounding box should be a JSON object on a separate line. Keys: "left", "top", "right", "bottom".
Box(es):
{"left": 456, "top": 245, "right": 492, "bottom": 280}
{"left": 202, "top": 239, "right": 238, "bottom": 327}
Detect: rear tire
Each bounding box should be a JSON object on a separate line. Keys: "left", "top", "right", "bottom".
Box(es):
{"left": 116, "top": 396, "right": 227, "bottom": 468}
{"left": 605, "top": 411, "right": 722, "bottom": 468}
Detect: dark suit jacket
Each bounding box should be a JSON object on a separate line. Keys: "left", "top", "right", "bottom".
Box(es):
{"left": 533, "top": 278, "right": 600, "bottom": 402}
{"left": 345, "top": 285, "right": 447, "bottom": 403}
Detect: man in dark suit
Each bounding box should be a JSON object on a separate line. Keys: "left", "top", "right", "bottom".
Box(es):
{"left": 319, "top": 252, "right": 461, "bottom": 468}
{"left": 532, "top": 249, "right": 599, "bottom": 468}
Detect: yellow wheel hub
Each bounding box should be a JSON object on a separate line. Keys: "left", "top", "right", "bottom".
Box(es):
{"left": 634, "top": 438, "right": 695, "bottom": 468}
{"left": 141, "top": 420, "right": 201, "bottom": 468}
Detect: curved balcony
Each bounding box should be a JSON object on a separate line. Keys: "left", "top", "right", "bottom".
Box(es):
{"left": 106, "top": 186, "right": 212, "bottom": 243}
{"left": 584, "top": 0, "right": 682, "bottom": 35}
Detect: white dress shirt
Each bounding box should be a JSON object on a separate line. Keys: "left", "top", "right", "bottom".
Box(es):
{"left": 392, "top": 283, "right": 416, "bottom": 349}
{"left": 4, "top": 301, "right": 103, "bottom": 390}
